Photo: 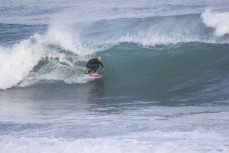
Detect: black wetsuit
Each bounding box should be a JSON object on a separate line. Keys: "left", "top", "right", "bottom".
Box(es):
{"left": 86, "top": 58, "right": 104, "bottom": 73}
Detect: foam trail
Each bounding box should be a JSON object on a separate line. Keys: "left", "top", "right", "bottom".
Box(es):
{"left": 202, "top": 9, "right": 229, "bottom": 36}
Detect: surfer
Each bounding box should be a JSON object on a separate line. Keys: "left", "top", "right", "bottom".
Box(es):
{"left": 86, "top": 56, "right": 105, "bottom": 75}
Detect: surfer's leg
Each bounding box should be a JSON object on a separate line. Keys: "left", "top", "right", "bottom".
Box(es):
{"left": 86, "top": 69, "right": 93, "bottom": 74}
{"left": 86, "top": 64, "right": 95, "bottom": 74}
{"left": 93, "top": 66, "right": 99, "bottom": 73}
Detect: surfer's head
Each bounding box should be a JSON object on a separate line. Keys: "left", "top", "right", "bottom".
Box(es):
{"left": 98, "top": 56, "right": 102, "bottom": 62}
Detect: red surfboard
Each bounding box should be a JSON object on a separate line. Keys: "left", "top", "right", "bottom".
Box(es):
{"left": 87, "top": 73, "right": 103, "bottom": 79}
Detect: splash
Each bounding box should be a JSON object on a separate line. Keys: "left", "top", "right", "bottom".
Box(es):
{"left": 0, "top": 30, "right": 95, "bottom": 90}
{"left": 202, "top": 9, "right": 229, "bottom": 36}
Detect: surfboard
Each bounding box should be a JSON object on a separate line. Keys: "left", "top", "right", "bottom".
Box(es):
{"left": 87, "top": 73, "right": 103, "bottom": 79}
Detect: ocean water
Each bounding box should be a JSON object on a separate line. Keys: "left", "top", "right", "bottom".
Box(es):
{"left": 0, "top": 0, "right": 229, "bottom": 153}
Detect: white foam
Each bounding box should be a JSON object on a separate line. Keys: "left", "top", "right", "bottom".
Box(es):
{"left": 118, "top": 32, "right": 197, "bottom": 47}
{"left": 0, "top": 129, "right": 228, "bottom": 153}
{"left": 202, "top": 9, "right": 229, "bottom": 36}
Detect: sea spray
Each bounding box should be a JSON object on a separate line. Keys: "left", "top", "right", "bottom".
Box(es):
{"left": 202, "top": 9, "right": 229, "bottom": 36}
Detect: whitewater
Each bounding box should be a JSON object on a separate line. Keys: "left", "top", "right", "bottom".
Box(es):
{"left": 0, "top": 0, "right": 229, "bottom": 153}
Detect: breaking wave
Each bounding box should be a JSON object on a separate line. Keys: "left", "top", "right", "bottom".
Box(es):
{"left": 1, "top": 10, "right": 229, "bottom": 90}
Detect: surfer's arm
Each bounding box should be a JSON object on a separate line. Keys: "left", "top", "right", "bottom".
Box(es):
{"left": 100, "top": 62, "right": 104, "bottom": 68}
{"left": 100, "top": 62, "right": 106, "bottom": 71}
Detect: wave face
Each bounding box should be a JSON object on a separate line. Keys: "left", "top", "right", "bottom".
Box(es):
{"left": 101, "top": 42, "right": 229, "bottom": 104}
